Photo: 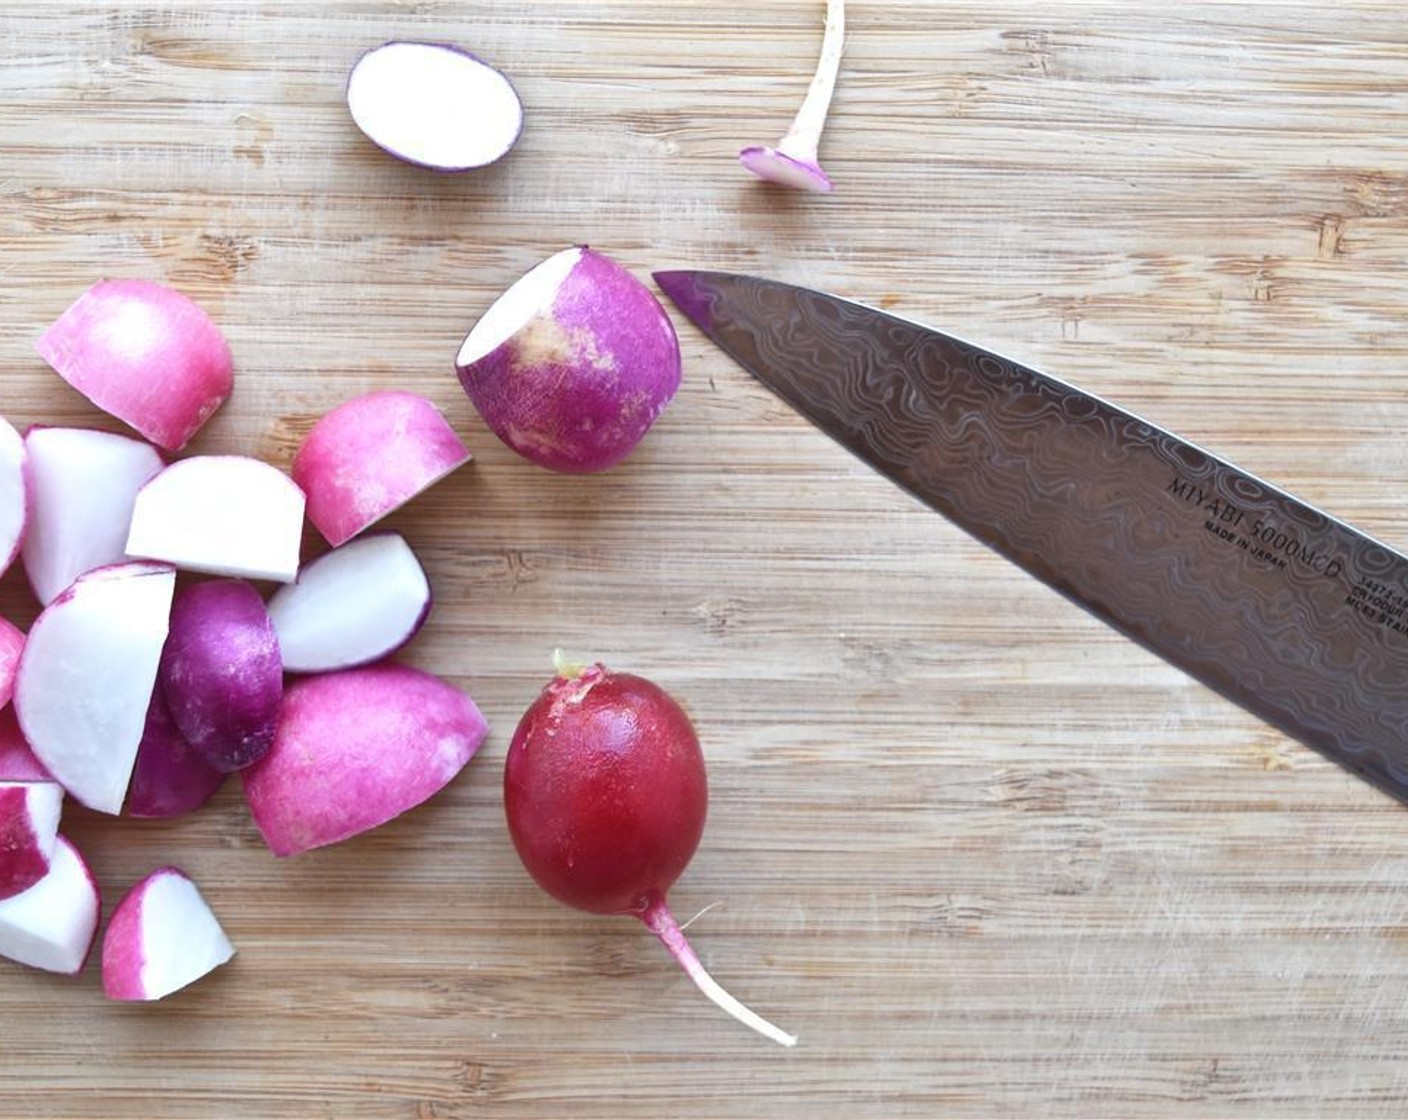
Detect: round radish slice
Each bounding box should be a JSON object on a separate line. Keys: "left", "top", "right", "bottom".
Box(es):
{"left": 346, "top": 41, "right": 523, "bottom": 172}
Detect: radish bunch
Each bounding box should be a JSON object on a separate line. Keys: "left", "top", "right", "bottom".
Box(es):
{"left": 0, "top": 278, "right": 484, "bottom": 1000}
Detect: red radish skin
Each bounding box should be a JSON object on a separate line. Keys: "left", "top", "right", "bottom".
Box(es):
{"left": 0, "top": 710, "right": 51, "bottom": 784}
{"left": 35, "top": 280, "right": 233, "bottom": 452}
{"left": 0, "top": 616, "right": 24, "bottom": 710}
{"left": 126, "top": 689, "right": 227, "bottom": 819}
{"left": 504, "top": 659, "right": 796, "bottom": 1046}
{"left": 0, "top": 781, "right": 62, "bottom": 900}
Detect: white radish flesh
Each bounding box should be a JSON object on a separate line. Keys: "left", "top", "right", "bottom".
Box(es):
{"left": 292, "top": 390, "right": 470, "bottom": 548}
{"left": 125, "top": 456, "right": 305, "bottom": 583}
{"left": 346, "top": 41, "right": 524, "bottom": 172}
{"left": 14, "top": 562, "right": 176, "bottom": 815}
{"left": 0, "top": 836, "right": 100, "bottom": 975}
{"left": 242, "top": 663, "right": 487, "bottom": 856}
{"left": 739, "top": 0, "right": 845, "bottom": 192}
{"left": 0, "top": 710, "right": 51, "bottom": 783}
{"left": 127, "top": 690, "right": 226, "bottom": 819}
{"left": 0, "top": 780, "right": 63, "bottom": 900}
{"left": 102, "top": 866, "right": 234, "bottom": 1000}
{"left": 21, "top": 426, "right": 164, "bottom": 606}
{"left": 35, "top": 280, "right": 233, "bottom": 451}
{"left": 0, "top": 417, "right": 26, "bottom": 578}
{"left": 267, "top": 533, "right": 431, "bottom": 673}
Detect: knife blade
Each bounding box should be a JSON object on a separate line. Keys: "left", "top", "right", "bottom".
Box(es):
{"left": 653, "top": 269, "right": 1408, "bottom": 804}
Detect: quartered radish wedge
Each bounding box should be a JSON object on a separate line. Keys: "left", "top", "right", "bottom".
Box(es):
{"left": 0, "top": 836, "right": 100, "bottom": 975}
{"left": 102, "top": 867, "right": 234, "bottom": 1000}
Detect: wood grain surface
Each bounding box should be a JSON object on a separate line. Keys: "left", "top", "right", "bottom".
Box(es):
{"left": 2, "top": 2, "right": 1408, "bottom": 1117}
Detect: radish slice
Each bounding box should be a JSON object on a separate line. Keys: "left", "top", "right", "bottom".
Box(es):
{"left": 456, "top": 246, "right": 682, "bottom": 473}
{"left": 267, "top": 533, "right": 431, "bottom": 673}
{"left": 102, "top": 867, "right": 234, "bottom": 1000}
{"left": 14, "top": 562, "right": 176, "bottom": 815}
{"left": 125, "top": 456, "right": 305, "bottom": 583}
{"left": 0, "top": 780, "right": 63, "bottom": 901}
{"left": 739, "top": 0, "right": 845, "bottom": 192}
{"left": 346, "top": 41, "right": 524, "bottom": 171}
{"left": 242, "top": 663, "right": 487, "bottom": 856}
{"left": 160, "top": 580, "right": 282, "bottom": 773}
{"left": 292, "top": 391, "right": 470, "bottom": 548}
{"left": 0, "top": 417, "right": 26, "bottom": 578}
{"left": 0, "top": 616, "right": 24, "bottom": 711}
{"left": 127, "top": 689, "right": 226, "bottom": 819}
{"left": 0, "top": 836, "right": 100, "bottom": 975}
{"left": 35, "top": 280, "right": 233, "bottom": 451}
{"left": 0, "top": 710, "right": 51, "bottom": 784}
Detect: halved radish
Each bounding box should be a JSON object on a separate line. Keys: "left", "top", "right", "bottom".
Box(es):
{"left": 127, "top": 689, "right": 226, "bottom": 819}
{"left": 292, "top": 391, "right": 470, "bottom": 548}
{"left": 0, "top": 710, "right": 51, "bottom": 783}
{"left": 456, "top": 246, "right": 681, "bottom": 473}
{"left": 0, "top": 417, "right": 26, "bottom": 578}
{"left": 346, "top": 41, "right": 524, "bottom": 172}
{"left": 0, "top": 616, "right": 24, "bottom": 710}
{"left": 267, "top": 533, "right": 431, "bottom": 673}
{"left": 0, "top": 780, "right": 62, "bottom": 900}
{"left": 14, "top": 562, "right": 176, "bottom": 815}
{"left": 35, "top": 280, "right": 233, "bottom": 452}
{"left": 160, "top": 580, "right": 281, "bottom": 773}
{"left": 21, "top": 426, "right": 164, "bottom": 606}
{"left": 242, "top": 663, "right": 487, "bottom": 856}
{"left": 125, "top": 456, "right": 305, "bottom": 583}
{"left": 0, "top": 836, "right": 100, "bottom": 975}
{"left": 102, "top": 867, "right": 234, "bottom": 1000}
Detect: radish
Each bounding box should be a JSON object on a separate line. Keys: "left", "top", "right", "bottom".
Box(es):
{"left": 102, "top": 866, "right": 234, "bottom": 1000}
{"left": 127, "top": 689, "right": 226, "bottom": 819}
{"left": 504, "top": 657, "right": 796, "bottom": 1047}
{"left": 0, "top": 780, "right": 62, "bottom": 900}
{"left": 21, "top": 426, "right": 164, "bottom": 606}
{"left": 14, "top": 562, "right": 176, "bottom": 815}
{"left": 125, "top": 455, "right": 305, "bottom": 583}
{"left": 346, "top": 41, "right": 524, "bottom": 172}
{"left": 291, "top": 390, "right": 470, "bottom": 548}
{"left": 455, "top": 247, "right": 682, "bottom": 473}
{"left": 243, "top": 663, "right": 487, "bottom": 856}
{"left": 0, "top": 416, "right": 26, "bottom": 578}
{"left": 266, "top": 533, "right": 431, "bottom": 673}
{"left": 0, "top": 836, "right": 100, "bottom": 975}
{"left": 159, "top": 580, "right": 281, "bottom": 773}
{"left": 0, "top": 616, "right": 24, "bottom": 710}
{"left": 0, "top": 710, "right": 51, "bottom": 783}
{"left": 35, "top": 280, "right": 233, "bottom": 451}
{"left": 739, "top": 0, "right": 845, "bottom": 192}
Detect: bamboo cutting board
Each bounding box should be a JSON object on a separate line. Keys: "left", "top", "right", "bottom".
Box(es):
{"left": 3, "top": 3, "right": 1408, "bottom": 1117}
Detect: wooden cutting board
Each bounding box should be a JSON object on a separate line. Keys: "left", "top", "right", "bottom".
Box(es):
{"left": 3, "top": 3, "right": 1408, "bottom": 1116}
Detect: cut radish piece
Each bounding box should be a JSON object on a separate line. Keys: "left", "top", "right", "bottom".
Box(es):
{"left": 243, "top": 663, "right": 487, "bottom": 856}
{"left": 0, "top": 616, "right": 24, "bottom": 710}
{"left": 0, "top": 417, "right": 26, "bottom": 578}
{"left": 126, "top": 456, "right": 305, "bottom": 583}
{"left": 0, "top": 836, "right": 100, "bottom": 975}
{"left": 127, "top": 689, "right": 226, "bottom": 819}
{"left": 456, "top": 247, "right": 682, "bottom": 473}
{"left": 0, "top": 710, "right": 51, "bottom": 783}
{"left": 21, "top": 426, "right": 164, "bottom": 606}
{"left": 739, "top": 0, "right": 845, "bottom": 192}
{"left": 102, "top": 867, "right": 234, "bottom": 1000}
{"left": 35, "top": 280, "right": 233, "bottom": 451}
{"left": 14, "top": 562, "right": 176, "bottom": 815}
{"left": 160, "top": 580, "right": 282, "bottom": 773}
{"left": 0, "top": 780, "right": 63, "bottom": 900}
{"left": 267, "top": 533, "right": 431, "bottom": 673}
{"left": 346, "top": 41, "right": 524, "bottom": 172}
{"left": 292, "top": 391, "right": 470, "bottom": 548}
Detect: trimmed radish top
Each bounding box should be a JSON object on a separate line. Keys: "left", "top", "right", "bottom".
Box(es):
{"left": 346, "top": 42, "right": 524, "bottom": 171}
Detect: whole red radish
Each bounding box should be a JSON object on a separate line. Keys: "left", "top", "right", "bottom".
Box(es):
{"left": 504, "top": 656, "right": 795, "bottom": 1046}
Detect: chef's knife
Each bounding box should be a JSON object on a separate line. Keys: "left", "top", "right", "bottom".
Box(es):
{"left": 653, "top": 270, "right": 1408, "bottom": 804}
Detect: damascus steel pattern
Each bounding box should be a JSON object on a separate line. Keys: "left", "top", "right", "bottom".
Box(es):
{"left": 654, "top": 270, "right": 1408, "bottom": 804}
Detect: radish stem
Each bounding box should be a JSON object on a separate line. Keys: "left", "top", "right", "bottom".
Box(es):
{"left": 640, "top": 892, "right": 797, "bottom": 1048}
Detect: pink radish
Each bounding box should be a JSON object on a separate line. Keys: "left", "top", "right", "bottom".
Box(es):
{"left": 455, "top": 247, "right": 681, "bottom": 473}
{"left": 127, "top": 689, "right": 226, "bottom": 819}
{"left": 0, "top": 711, "right": 51, "bottom": 783}
{"left": 0, "top": 616, "right": 24, "bottom": 710}
{"left": 292, "top": 390, "right": 470, "bottom": 548}
{"left": 0, "top": 780, "right": 63, "bottom": 900}
{"left": 0, "top": 416, "right": 26, "bottom": 578}
{"left": 159, "top": 579, "right": 282, "bottom": 773}
{"left": 0, "top": 836, "right": 100, "bottom": 975}
{"left": 266, "top": 533, "right": 431, "bottom": 673}
{"left": 21, "top": 426, "right": 164, "bottom": 605}
{"left": 504, "top": 658, "right": 796, "bottom": 1047}
{"left": 739, "top": 0, "right": 845, "bottom": 192}
{"left": 242, "top": 663, "right": 487, "bottom": 856}
{"left": 346, "top": 41, "right": 524, "bottom": 172}
{"left": 102, "top": 866, "right": 234, "bottom": 1000}
{"left": 125, "top": 455, "right": 305, "bottom": 583}
{"left": 35, "top": 280, "right": 233, "bottom": 452}
{"left": 14, "top": 562, "right": 176, "bottom": 815}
